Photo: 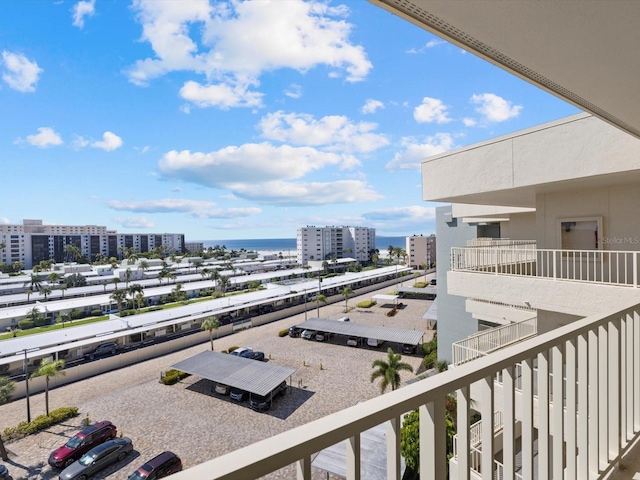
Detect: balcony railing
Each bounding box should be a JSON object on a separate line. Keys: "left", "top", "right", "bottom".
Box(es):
{"left": 466, "top": 238, "right": 537, "bottom": 248}
{"left": 452, "top": 318, "right": 538, "bottom": 366}
{"left": 169, "top": 299, "right": 640, "bottom": 480}
{"left": 452, "top": 246, "right": 640, "bottom": 286}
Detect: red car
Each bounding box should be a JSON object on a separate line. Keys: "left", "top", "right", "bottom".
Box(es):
{"left": 48, "top": 421, "right": 117, "bottom": 469}
{"left": 127, "top": 451, "right": 183, "bottom": 479}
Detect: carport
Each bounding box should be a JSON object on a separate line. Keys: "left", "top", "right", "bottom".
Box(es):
{"left": 371, "top": 293, "right": 399, "bottom": 306}
{"left": 171, "top": 351, "right": 296, "bottom": 402}
{"left": 294, "top": 318, "right": 423, "bottom": 348}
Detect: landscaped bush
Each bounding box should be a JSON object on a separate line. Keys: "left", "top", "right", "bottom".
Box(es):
{"left": 413, "top": 282, "right": 428, "bottom": 288}
{"left": 227, "top": 346, "right": 239, "bottom": 353}
{"left": 147, "top": 306, "right": 162, "bottom": 312}
{"left": 160, "top": 369, "right": 191, "bottom": 385}
{"left": 386, "top": 308, "right": 397, "bottom": 317}
{"left": 90, "top": 309, "right": 102, "bottom": 316}
{"left": 18, "top": 319, "right": 34, "bottom": 330}
{"left": 278, "top": 328, "right": 289, "bottom": 337}
{"left": 70, "top": 310, "right": 84, "bottom": 320}
{"left": 2, "top": 406, "right": 79, "bottom": 442}
{"left": 119, "top": 309, "right": 136, "bottom": 317}
{"left": 35, "top": 317, "right": 47, "bottom": 327}
{"left": 356, "top": 300, "right": 376, "bottom": 308}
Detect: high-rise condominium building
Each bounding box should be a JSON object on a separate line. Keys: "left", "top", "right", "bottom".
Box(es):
{"left": 296, "top": 226, "right": 375, "bottom": 265}
{"left": 0, "top": 219, "right": 185, "bottom": 269}
{"left": 405, "top": 234, "right": 436, "bottom": 269}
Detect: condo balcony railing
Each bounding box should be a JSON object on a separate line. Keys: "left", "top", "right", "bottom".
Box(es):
{"left": 452, "top": 317, "right": 538, "bottom": 366}
{"left": 466, "top": 238, "right": 537, "bottom": 248}
{"left": 169, "top": 299, "right": 640, "bottom": 480}
{"left": 452, "top": 246, "right": 640, "bottom": 286}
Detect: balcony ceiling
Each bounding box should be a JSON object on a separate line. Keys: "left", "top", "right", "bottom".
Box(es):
{"left": 370, "top": 0, "right": 640, "bottom": 139}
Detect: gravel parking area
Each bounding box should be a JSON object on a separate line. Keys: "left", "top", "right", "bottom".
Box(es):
{"left": 0, "top": 279, "right": 436, "bottom": 480}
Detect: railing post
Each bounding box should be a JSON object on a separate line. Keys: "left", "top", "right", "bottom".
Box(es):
{"left": 296, "top": 456, "right": 311, "bottom": 480}
{"left": 538, "top": 350, "right": 550, "bottom": 477}
{"left": 552, "top": 345, "right": 565, "bottom": 478}
{"left": 634, "top": 251, "right": 638, "bottom": 287}
{"left": 422, "top": 398, "right": 446, "bottom": 480}
{"left": 346, "top": 434, "right": 361, "bottom": 480}
{"left": 503, "top": 366, "right": 515, "bottom": 480}
{"left": 521, "top": 357, "right": 534, "bottom": 479}
{"left": 387, "top": 415, "right": 401, "bottom": 480}
{"left": 457, "top": 386, "right": 471, "bottom": 480}
{"left": 480, "top": 376, "right": 494, "bottom": 480}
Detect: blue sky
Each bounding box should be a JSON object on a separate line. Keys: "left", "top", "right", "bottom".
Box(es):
{"left": 0, "top": 0, "right": 579, "bottom": 242}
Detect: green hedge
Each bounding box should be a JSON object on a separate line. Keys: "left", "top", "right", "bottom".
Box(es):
{"left": 278, "top": 329, "right": 289, "bottom": 337}
{"left": 356, "top": 300, "right": 376, "bottom": 308}
{"left": 35, "top": 317, "right": 48, "bottom": 327}
{"left": 18, "top": 319, "right": 34, "bottom": 330}
{"left": 2, "top": 407, "right": 79, "bottom": 442}
{"left": 160, "top": 369, "right": 191, "bottom": 385}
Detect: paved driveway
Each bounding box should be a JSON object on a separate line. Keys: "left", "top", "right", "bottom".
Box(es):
{"left": 0, "top": 280, "right": 436, "bottom": 479}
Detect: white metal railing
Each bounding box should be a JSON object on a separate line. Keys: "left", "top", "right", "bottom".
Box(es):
{"left": 466, "top": 238, "right": 537, "bottom": 248}
{"left": 453, "top": 410, "right": 504, "bottom": 457}
{"left": 452, "top": 318, "right": 538, "bottom": 366}
{"left": 468, "top": 298, "right": 537, "bottom": 312}
{"left": 168, "top": 299, "right": 640, "bottom": 480}
{"left": 452, "top": 246, "right": 640, "bottom": 287}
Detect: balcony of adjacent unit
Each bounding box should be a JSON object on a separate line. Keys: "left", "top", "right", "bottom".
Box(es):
{"left": 168, "top": 298, "right": 640, "bottom": 480}
{"left": 449, "top": 244, "right": 640, "bottom": 318}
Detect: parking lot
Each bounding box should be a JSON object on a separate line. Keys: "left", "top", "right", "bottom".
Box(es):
{"left": 0, "top": 280, "right": 435, "bottom": 479}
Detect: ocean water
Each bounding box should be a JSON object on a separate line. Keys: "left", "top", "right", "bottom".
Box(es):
{"left": 201, "top": 236, "right": 406, "bottom": 252}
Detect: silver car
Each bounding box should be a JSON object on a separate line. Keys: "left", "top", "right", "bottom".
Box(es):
{"left": 59, "top": 437, "right": 133, "bottom": 480}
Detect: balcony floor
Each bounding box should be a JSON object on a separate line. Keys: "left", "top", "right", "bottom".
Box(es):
{"left": 605, "top": 435, "right": 640, "bottom": 480}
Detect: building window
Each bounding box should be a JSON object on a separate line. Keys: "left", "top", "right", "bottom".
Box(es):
{"left": 559, "top": 217, "right": 602, "bottom": 250}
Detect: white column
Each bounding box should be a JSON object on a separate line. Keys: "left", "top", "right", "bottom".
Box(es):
{"left": 457, "top": 386, "right": 471, "bottom": 480}
{"left": 598, "top": 324, "right": 608, "bottom": 470}
{"left": 566, "top": 338, "right": 577, "bottom": 480}
{"left": 480, "top": 376, "right": 494, "bottom": 480}
{"left": 589, "top": 328, "right": 599, "bottom": 477}
{"left": 387, "top": 416, "right": 401, "bottom": 480}
{"left": 577, "top": 333, "right": 588, "bottom": 479}
{"left": 635, "top": 311, "right": 640, "bottom": 431}
{"left": 503, "top": 366, "right": 515, "bottom": 480}
{"left": 521, "top": 358, "right": 534, "bottom": 479}
{"left": 538, "top": 350, "right": 549, "bottom": 477}
{"left": 346, "top": 434, "right": 361, "bottom": 480}
{"left": 422, "top": 398, "right": 446, "bottom": 480}
{"left": 552, "top": 344, "right": 564, "bottom": 479}
{"left": 608, "top": 317, "right": 621, "bottom": 461}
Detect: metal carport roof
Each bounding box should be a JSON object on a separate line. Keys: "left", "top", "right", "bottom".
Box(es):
{"left": 294, "top": 318, "right": 423, "bottom": 346}
{"left": 171, "top": 351, "right": 296, "bottom": 397}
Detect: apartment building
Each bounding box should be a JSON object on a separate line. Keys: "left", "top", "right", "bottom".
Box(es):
{"left": 184, "top": 242, "right": 204, "bottom": 254}
{"left": 296, "top": 226, "right": 375, "bottom": 265}
{"left": 149, "top": 3, "right": 640, "bottom": 480}
{"left": 0, "top": 220, "right": 185, "bottom": 269}
{"left": 405, "top": 234, "right": 436, "bottom": 269}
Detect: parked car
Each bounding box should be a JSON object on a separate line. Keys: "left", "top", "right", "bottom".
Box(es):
{"left": 258, "top": 304, "right": 274, "bottom": 314}
{"left": 0, "top": 464, "right": 9, "bottom": 480}
{"left": 288, "top": 326, "right": 302, "bottom": 337}
{"left": 240, "top": 350, "right": 265, "bottom": 361}
{"left": 127, "top": 451, "right": 182, "bottom": 480}
{"left": 402, "top": 344, "right": 417, "bottom": 354}
{"left": 85, "top": 342, "right": 118, "bottom": 360}
{"left": 430, "top": 278, "right": 437, "bottom": 285}
{"left": 337, "top": 316, "right": 350, "bottom": 322}
{"left": 300, "top": 329, "right": 315, "bottom": 340}
{"left": 315, "top": 332, "right": 329, "bottom": 342}
{"left": 215, "top": 383, "right": 231, "bottom": 395}
{"left": 250, "top": 381, "right": 288, "bottom": 412}
{"left": 59, "top": 437, "right": 133, "bottom": 480}
{"left": 230, "top": 347, "right": 252, "bottom": 356}
{"left": 230, "top": 387, "right": 248, "bottom": 402}
{"left": 48, "top": 421, "right": 117, "bottom": 469}
{"left": 346, "top": 337, "right": 359, "bottom": 347}
{"left": 367, "top": 338, "right": 384, "bottom": 348}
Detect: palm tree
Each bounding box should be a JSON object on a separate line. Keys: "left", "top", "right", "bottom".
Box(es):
{"left": 135, "top": 292, "right": 145, "bottom": 312}
{"left": 341, "top": 286, "right": 353, "bottom": 311}
{"left": 137, "top": 259, "right": 149, "bottom": 277}
{"left": 57, "top": 313, "right": 71, "bottom": 328}
{"left": 30, "top": 359, "right": 66, "bottom": 415}
{"left": 218, "top": 275, "right": 230, "bottom": 294}
{"left": 370, "top": 348, "right": 414, "bottom": 393}
{"left": 128, "top": 283, "right": 144, "bottom": 310}
{"left": 110, "top": 290, "right": 128, "bottom": 314}
{"left": 25, "top": 272, "right": 42, "bottom": 292}
{"left": 124, "top": 268, "right": 132, "bottom": 288}
{"left": 47, "top": 272, "right": 61, "bottom": 286}
{"left": 201, "top": 316, "right": 220, "bottom": 350}
{"left": 314, "top": 294, "right": 327, "bottom": 317}
{"left": 171, "top": 283, "right": 187, "bottom": 303}
{"left": 25, "top": 288, "right": 33, "bottom": 301}
{"left": 39, "top": 286, "right": 52, "bottom": 301}
{"left": 59, "top": 284, "right": 68, "bottom": 298}
{"left": 0, "top": 375, "right": 15, "bottom": 405}
{"left": 112, "top": 277, "right": 120, "bottom": 291}
{"left": 322, "top": 260, "right": 329, "bottom": 274}
{"left": 28, "top": 307, "right": 40, "bottom": 324}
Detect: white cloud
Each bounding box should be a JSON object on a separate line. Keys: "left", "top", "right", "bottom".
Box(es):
{"left": 363, "top": 205, "right": 435, "bottom": 222}
{"left": 0, "top": 217, "right": 10, "bottom": 225}
{"left": 386, "top": 133, "right": 455, "bottom": 171}
{"left": 413, "top": 97, "right": 452, "bottom": 124}
{"left": 24, "top": 127, "right": 63, "bottom": 148}
{"left": 72, "top": 134, "right": 90, "bottom": 149}
{"left": 71, "top": 0, "right": 96, "bottom": 29}
{"left": 179, "top": 80, "right": 263, "bottom": 109}
{"left": 107, "top": 198, "right": 261, "bottom": 219}
{"left": 462, "top": 117, "right": 477, "bottom": 127}
{"left": 259, "top": 111, "right": 388, "bottom": 153}
{"left": 127, "top": 0, "right": 371, "bottom": 107}
{"left": 115, "top": 216, "right": 155, "bottom": 229}
{"left": 91, "top": 131, "right": 123, "bottom": 151}
{"left": 406, "top": 39, "right": 445, "bottom": 54}
{"left": 284, "top": 83, "right": 302, "bottom": 99}
{"left": 471, "top": 93, "right": 522, "bottom": 122}
{"left": 1, "top": 51, "right": 42, "bottom": 92}
{"left": 361, "top": 99, "right": 384, "bottom": 114}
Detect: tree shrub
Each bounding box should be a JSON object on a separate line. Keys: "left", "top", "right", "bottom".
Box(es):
{"left": 356, "top": 300, "right": 376, "bottom": 308}
{"left": 70, "top": 310, "right": 84, "bottom": 320}
{"left": 35, "top": 317, "right": 47, "bottom": 327}
{"left": 227, "top": 346, "right": 239, "bottom": 353}
{"left": 160, "top": 369, "right": 191, "bottom": 385}
{"left": 90, "top": 309, "right": 102, "bottom": 316}
{"left": 278, "top": 329, "right": 289, "bottom": 337}
{"left": 2, "top": 406, "right": 79, "bottom": 442}
{"left": 147, "top": 306, "right": 162, "bottom": 312}
{"left": 18, "top": 319, "right": 34, "bottom": 330}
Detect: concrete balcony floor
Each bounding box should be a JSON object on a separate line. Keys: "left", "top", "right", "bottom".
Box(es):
{"left": 606, "top": 435, "right": 640, "bottom": 480}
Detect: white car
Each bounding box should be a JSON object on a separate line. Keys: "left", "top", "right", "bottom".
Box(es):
{"left": 230, "top": 347, "right": 252, "bottom": 356}
{"left": 301, "top": 330, "right": 315, "bottom": 340}
{"left": 347, "top": 337, "right": 359, "bottom": 347}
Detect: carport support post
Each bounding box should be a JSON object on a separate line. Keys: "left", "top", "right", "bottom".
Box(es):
{"left": 23, "top": 349, "right": 31, "bottom": 423}
{"left": 317, "top": 277, "right": 322, "bottom": 316}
